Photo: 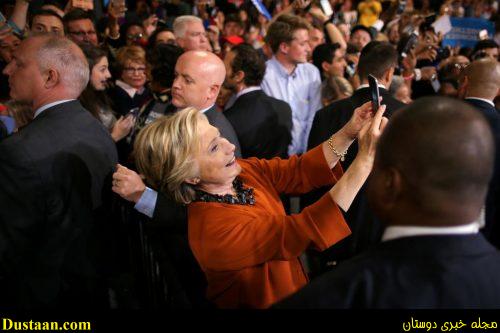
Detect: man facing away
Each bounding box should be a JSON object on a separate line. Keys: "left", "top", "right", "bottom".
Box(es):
{"left": 0, "top": 35, "right": 117, "bottom": 308}
{"left": 277, "top": 97, "right": 500, "bottom": 308}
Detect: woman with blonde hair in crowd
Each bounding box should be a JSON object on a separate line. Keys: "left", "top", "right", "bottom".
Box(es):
{"left": 128, "top": 100, "right": 388, "bottom": 308}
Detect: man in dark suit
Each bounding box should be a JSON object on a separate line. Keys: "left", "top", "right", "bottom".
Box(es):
{"left": 277, "top": 97, "right": 500, "bottom": 308}
{"left": 458, "top": 58, "right": 500, "bottom": 248}
{"left": 111, "top": 50, "right": 241, "bottom": 308}
{"left": 223, "top": 44, "right": 292, "bottom": 159}
{"left": 0, "top": 35, "right": 117, "bottom": 308}
{"left": 304, "top": 42, "right": 406, "bottom": 276}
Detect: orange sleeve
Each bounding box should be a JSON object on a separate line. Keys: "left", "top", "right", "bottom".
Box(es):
{"left": 193, "top": 194, "right": 351, "bottom": 271}
{"left": 243, "top": 145, "right": 343, "bottom": 196}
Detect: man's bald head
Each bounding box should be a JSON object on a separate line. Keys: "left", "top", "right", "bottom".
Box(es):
{"left": 3, "top": 34, "right": 89, "bottom": 109}
{"left": 171, "top": 51, "right": 226, "bottom": 110}
{"left": 459, "top": 58, "right": 500, "bottom": 100}
{"left": 368, "top": 97, "right": 494, "bottom": 227}
{"left": 180, "top": 51, "right": 226, "bottom": 85}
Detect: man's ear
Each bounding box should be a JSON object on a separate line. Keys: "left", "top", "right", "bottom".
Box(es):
{"left": 384, "top": 67, "right": 395, "bottom": 86}
{"left": 278, "top": 41, "right": 290, "bottom": 55}
{"left": 184, "top": 177, "right": 201, "bottom": 186}
{"left": 233, "top": 70, "right": 245, "bottom": 84}
{"left": 321, "top": 61, "right": 331, "bottom": 74}
{"left": 176, "top": 37, "right": 185, "bottom": 49}
{"left": 207, "top": 83, "right": 220, "bottom": 101}
{"left": 44, "top": 69, "right": 60, "bottom": 89}
{"left": 458, "top": 75, "right": 469, "bottom": 96}
{"left": 384, "top": 167, "right": 403, "bottom": 208}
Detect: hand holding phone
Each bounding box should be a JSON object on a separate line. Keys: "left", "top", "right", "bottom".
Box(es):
{"left": 368, "top": 74, "right": 380, "bottom": 112}
{"left": 400, "top": 32, "right": 418, "bottom": 59}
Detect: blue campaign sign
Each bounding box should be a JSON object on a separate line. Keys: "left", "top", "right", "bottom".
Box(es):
{"left": 442, "top": 17, "right": 495, "bottom": 48}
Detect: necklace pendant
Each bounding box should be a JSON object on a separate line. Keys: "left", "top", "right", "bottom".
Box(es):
{"left": 340, "top": 156, "right": 345, "bottom": 162}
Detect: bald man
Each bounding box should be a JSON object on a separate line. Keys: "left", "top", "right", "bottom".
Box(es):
{"left": 277, "top": 97, "right": 500, "bottom": 308}
{"left": 0, "top": 35, "right": 117, "bottom": 308}
{"left": 458, "top": 59, "right": 500, "bottom": 248}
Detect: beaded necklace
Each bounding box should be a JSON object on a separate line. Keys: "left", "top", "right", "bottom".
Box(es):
{"left": 193, "top": 177, "right": 255, "bottom": 205}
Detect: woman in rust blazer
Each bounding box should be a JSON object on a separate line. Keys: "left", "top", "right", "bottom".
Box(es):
{"left": 132, "top": 102, "right": 387, "bottom": 308}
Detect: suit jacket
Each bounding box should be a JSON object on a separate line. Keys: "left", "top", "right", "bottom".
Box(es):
{"left": 204, "top": 105, "right": 242, "bottom": 158}
{"left": 308, "top": 87, "right": 405, "bottom": 166}
{"left": 224, "top": 89, "right": 292, "bottom": 159}
{"left": 0, "top": 100, "right": 118, "bottom": 308}
{"left": 277, "top": 234, "right": 500, "bottom": 308}
{"left": 466, "top": 98, "right": 500, "bottom": 248}
{"left": 303, "top": 87, "right": 406, "bottom": 276}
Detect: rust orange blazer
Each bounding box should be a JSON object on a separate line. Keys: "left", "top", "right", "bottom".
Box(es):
{"left": 187, "top": 145, "right": 351, "bottom": 308}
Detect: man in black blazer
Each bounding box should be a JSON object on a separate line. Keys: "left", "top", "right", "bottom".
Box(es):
{"left": 277, "top": 97, "right": 500, "bottom": 308}
{"left": 304, "top": 42, "right": 406, "bottom": 276}
{"left": 111, "top": 50, "right": 242, "bottom": 308}
{"left": 459, "top": 58, "right": 500, "bottom": 248}
{"left": 0, "top": 35, "right": 117, "bottom": 308}
{"left": 223, "top": 44, "right": 292, "bottom": 159}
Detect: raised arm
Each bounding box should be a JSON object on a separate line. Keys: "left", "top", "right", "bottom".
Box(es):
{"left": 328, "top": 102, "right": 387, "bottom": 211}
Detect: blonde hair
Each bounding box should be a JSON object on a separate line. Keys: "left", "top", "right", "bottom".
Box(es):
{"left": 115, "top": 45, "right": 146, "bottom": 72}
{"left": 134, "top": 107, "right": 202, "bottom": 205}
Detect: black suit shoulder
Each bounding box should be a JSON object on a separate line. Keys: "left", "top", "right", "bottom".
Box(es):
{"left": 204, "top": 106, "right": 242, "bottom": 158}
{"left": 225, "top": 90, "right": 292, "bottom": 159}
{"left": 0, "top": 101, "right": 118, "bottom": 308}
{"left": 277, "top": 235, "right": 500, "bottom": 309}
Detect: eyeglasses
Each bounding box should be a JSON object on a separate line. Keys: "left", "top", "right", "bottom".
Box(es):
{"left": 68, "top": 30, "right": 97, "bottom": 38}
{"left": 123, "top": 67, "right": 146, "bottom": 74}
{"left": 453, "top": 63, "right": 469, "bottom": 71}
{"left": 127, "top": 33, "right": 144, "bottom": 40}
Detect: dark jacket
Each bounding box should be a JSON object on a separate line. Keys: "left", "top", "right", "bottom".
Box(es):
{"left": 224, "top": 89, "right": 292, "bottom": 159}
{"left": 0, "top": 100, "right": 118, "bottom": 308}
{"left": 276, "top": 234, "right": 500, "bottom": 309}
{"left": 466, "top": 98, "right": 500, "bottom": 249}
{"left": 303, "top": 87, "right": 406, "bottom": 276}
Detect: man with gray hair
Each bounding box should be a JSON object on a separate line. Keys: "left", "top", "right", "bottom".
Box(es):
{"left": 173, "top": 15, "right": 211, "bottom": 52}
{"left": 0, "top": 35, "right": 117, "bottom": 308}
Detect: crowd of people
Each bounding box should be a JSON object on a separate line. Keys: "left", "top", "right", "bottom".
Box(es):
{"left": 0, "top": 0, "right": 499, "bottom": 309}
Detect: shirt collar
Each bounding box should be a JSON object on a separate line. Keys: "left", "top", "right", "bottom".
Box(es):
{"left": 465, "top": 97, "right": 495, "bottom": 107}
{"left": 357, "top": 83, "right": 387, "bottom": 90}
{"left": 34, "top": 99, "right": 76, "bottom": 118}
{"left": 236, "top": 86, "right": 261, "bottom": 99}
{"left": 116, "top": 80, "right": 145, "bottom": 98}
{"left": 269, "top": 56, "right": 299, "bottom": 78}
{"left": 382, "top": 221, "right": 480, "bottom": 242}
{"left": 199, "top": 104, "right": 215, "bottom": 114}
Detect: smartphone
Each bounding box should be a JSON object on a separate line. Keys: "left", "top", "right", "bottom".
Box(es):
{"left": 400, "top": 32, "right": 418, "bottom": 58}
{"left": 320, "top": 0, "right": 334, "bottom": 17}
{"left": 127, "top": 107, "right": 140, "bottom": 119}
{"left": 368, "top": 74, "right": 380, "bottom": 111}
